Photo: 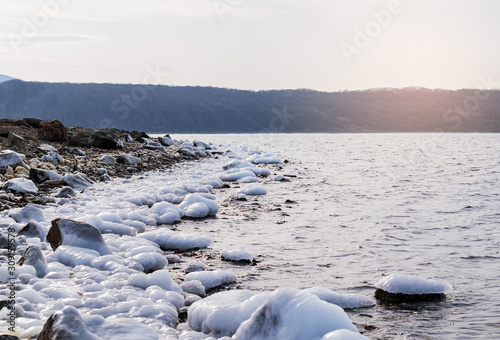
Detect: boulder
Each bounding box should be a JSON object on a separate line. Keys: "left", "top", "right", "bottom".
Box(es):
{"left": 3, "top": 178, "right": 38, "bottom": 195}
{"left": 17, "top": 219, "right": 47, "bottom": 240}
{"left": 100, "top": 155, "right": 116, "bottom": 166}
{"left": 9, "top": 205, "right": 46, "bottom": 223}
{"left": 38, "top": 119, "right": 68, "bottom": 143}
{"left": 37, "top": 306, "right": 101, "bottom": 340}
{"left": 66, "top": 148, "right": 85, "bottom": 156}
{"left": 374, "top": 274, "right": 452, "bottom": 303}
{"left": 0, "top": 150, "right": 29, "bottom": 169}
{"left": 46, "top": 218, "right": 111, "bottom": 255}
{"left": 144, "top": 142, "right": 164, "bottom": 150}
{"left": 38, "top": 144, "right": 57, "bottom": 152}
{"left": 8, "top": 132, "right": 26, "bottom": 149}
{"left": 29, "top": 168, "right": 63, "bottom": 184}
{"left": 158, "top": 135, "right": 174, "bottom": 147}
{"left": 131, "top": 131, "right": 150, "bottom": 142}
{"left": 41, "top": 152, "right": 63, "bottom": 165}
{"left": 67, "top": 132, "right": 91, "bottom": 147}
{"left": 17, "top": 244, "right": 47, "bottom": 277}
{"left": 62, "top": 174, "right": 92, "bottom": 190}
{"left": 89, "top": 131, "right": 123, "bottom": 149}
{"left": 57, "top": 186, "right": 76, "bottom": 198}
{"left": 117, "top": 154, "right": 142, "bottom": 166}
{"left": 119, "top": 133, "right": 133, "bottom": 143}
{"left": 23, "top": 117, "right": 42, "bottom": 128}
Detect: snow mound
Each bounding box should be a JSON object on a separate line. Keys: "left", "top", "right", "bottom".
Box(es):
{"left": 138, "top": 229, "right": 213, "bottom": 250}
{"left": 237, "top": 183, "right": 267, "bottom": 195}
{"left": 233, "top": 288, "right": 359, "bottom": 340}
{"left": 188, "top": 290, "right": 270, "bottom": 336}
{"left": 375, "top": 274, "right": 452, "bottom": 294}
{"left": 221, "top": 249, "right": 254, "bottom": 262}
{"left": 305, "top": 287, "right": 375, "bottom": 309}
{"left": 127, "top": 269, "right": 182, "bottom": 294}
{"left": 246, "top": 153, "right": 282, "bottom": 164}
{"left": 219, "top": 170, "right": 256, "bottom": 182}
{"left": 185, "top": 270, "right": 237, "bottom": 290}
{"left": 178, "top": 193, "right": 219, "bottom": 217}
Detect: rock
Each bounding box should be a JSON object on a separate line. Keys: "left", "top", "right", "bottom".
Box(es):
{"left": 23, "top": 117, "right": 42, "bottom": 128}
{"left": 3, "top": 178, "right": 38, "bottom": 195}
{"left": 374, "top": 288, "right": 446, "bottom": 303}
{"left": 117, "top": 154, "right": 142, "bottom": 166}
{"left": 41, "top": 152, "right": 63, "bottom": 165}
{"left": 39, "top": 144, "right": 58, "bottom": 152}
{"left": 37, "top": 306, "right": 101, "bottom": 340}
{"left": 17, "top": 244, "right": 47, "bottom": 277}
{"left": 46, "top": 218, "right": 111, "bottom": 255}
{"left": 29, "top": 168, "right": 63, "bottom": 184}
{"left": 66, "top": 148, "right": 85, "bottom": 156}
{"left": 9, "top": 205, "right": 46, "bottom": 223}
{"left": 194, "top": 140, "right": 211, "bottom": 149}
{"left": 131, "top": 131, "right": 150, "bottom": 142}
{"left": 38, "top": 119, "right": 68, "bottom": 142}
{"left": 100, "top": 155, "right": 116, "bottom": 166}
{"left": 178, "top": 147, "right": 196, "bottom": 157}
{"left": 8, "top": 132, "right": 26, "bottom": 149}
{"left": 144, "top": 142, "right": 164, "bottom": 150}
{"left": 119, "top": 133, "right": 133, "bottom": 143}
{"left": 62, "top": 174, "right": 92, "bottom": 190}
{"left": 67, "top": 131, "right": 92, "bottom": 147}
{"left": 96, "top": 168, "right": 107, "bottom": 175}
{"left": 5, "top": 166, "right": 14, "bottom": 179}
{"left": 57, "top": 186, "right": 76, "bottom": 198}
{"left": 0, "top": 335, "right": 21, "bottom": 340}
{"left": 158, "top": 135, "right": 174, "bottom": 146}
{"left": 89, "top": 131, "right": 123, "bottom": 149}
{"left": 0, "top": 150, "right": 29, "bottom": 169}
{"left": 17, "top": 219, "right": 47, "bottom": 240}
{"left": 374, "top": 274, "right": 452, "bottom": 303}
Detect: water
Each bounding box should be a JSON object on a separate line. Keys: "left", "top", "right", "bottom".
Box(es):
{"left": 173, "top": 133, "right": 500, "bottom": 339}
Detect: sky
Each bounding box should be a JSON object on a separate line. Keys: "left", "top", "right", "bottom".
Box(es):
{"left": 0, "top": 0, "right": 499, "bottom": 91}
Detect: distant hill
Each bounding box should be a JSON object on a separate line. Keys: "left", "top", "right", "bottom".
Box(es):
{"left": 0, "top": 75, "right": 16, "bottom": 84}
{"left": 0, "top": 80, "right": 499, "bottom": 133}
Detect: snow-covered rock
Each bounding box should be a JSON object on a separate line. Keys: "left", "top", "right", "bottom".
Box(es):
{"left": 0, "top": 150, "right": 28, "bottom": 169}
{"left": 305, "top": 287, "right": 375, "bottom": 309}
{"left": 185, "top": 270, "right": 237, "bottom": 291}
{"left": 41, "top": 152, "right": 63, "bottom": 164}
{"left": 375, "top": 274, "right": 452, "bottom": 303}
{"left": 219, "top": 170, "right": 256, "bottom": 182}
{"left": 3, "top": 178, "right": 38, "bottom": 195}
{"left": 178, "top": 193, "right": 219, "bottom": 217}
{"left": 221, "top": 249, "right": 254, "bottom": 262}
{"left": 246, "top": 153, "right": 282, "bottom": 164}
{"left": 63, "top": 174, "right": 92, "bottom": 190}
{"left": 9, "top": 205, "right": 46, "bottom": 223}
{"left": 37, "top": 306, "right": 100, "bottom": 340}
{"left": 138, "top": 229, "right": 213, "bottom": 250}
{"left": 238, "top": 183, "right": 267, "bottom": 195}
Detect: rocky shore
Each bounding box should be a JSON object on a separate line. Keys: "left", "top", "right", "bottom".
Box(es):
{"left": 0, "top": 118, "right": 211, "bottom": 211}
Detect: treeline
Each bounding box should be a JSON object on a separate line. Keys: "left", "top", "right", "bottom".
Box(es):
{"left": 0, "top": 80, "right": 499, "bottom": 133}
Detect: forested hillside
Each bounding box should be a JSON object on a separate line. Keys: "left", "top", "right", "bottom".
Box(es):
{"left": 0, "top": 80, "right": 499, "bottom": 133}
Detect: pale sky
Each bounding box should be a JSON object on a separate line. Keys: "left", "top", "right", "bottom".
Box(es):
{"left": 0, "top": 0, "right": 499, "bottom": 91}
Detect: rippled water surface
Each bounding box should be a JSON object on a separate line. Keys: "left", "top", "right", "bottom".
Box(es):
{"left": 175, "top": 133, "right": 500, "bottom": 339}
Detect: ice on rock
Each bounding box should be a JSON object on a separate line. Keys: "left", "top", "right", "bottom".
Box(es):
{"left": 184, "top": 202, "right": 210, "bottom": 218}
{"left": 221, "top": 249, "right": 254, "bottom": 262}
{"left": 375, "top": 274, "right": 452, "bottom": 303}
{"left": 85, "top": 216, "right": 136, "bottom": 236}
{"left": 188, "top": 290, "right": 270, "bottom": 337}
{"left": 202, "top": 177, "right": 223, "bottom": 189}
{"left": 238, "top": 183, "right": 267, "bottom": 195}
{"left": 185, "top": 270, "right": 237, "bottom": 291}
{"left": 376, "top": 274, "right": 452, "bottom": 294}
{"left": 233, "top": 288, "right": 359, "bottom": 340}
{"left": 246, "top": 153, "right": 282, "bottom": 164}
{"left": 0, "top": 265, "right": 36, "bottom": 283}
{"left": 48, "top": 245, "right": 100, "bottom": 267}
{"left": 3, "top": 178, "right": 38, "bottom": 195}
{"left": 219, "top": 169, "right": 256, "bottom": 182}
{"left": 131, "top": 252, "right": 167, "bottom": 273}
{"left": 150, "top": 201, "right": 182, "bottom": 224}
{"left": 127, "top": 269, "right": 182, "bottom": 294}
{"left": 185, "top": 261, "right": 208, "bottom": 273}
{"left": 17, "top": 220, "right": 47, "bottom": 240}
{"left": 138, "top": 229, "right": 213, "bottom": 250}
{"left": 19, "top": 245, "right": 47, "bottom": 277}
{"left": 47, "top": 218, "right": 112, "bottom": 256}
{"left": 181, "top": 280, "right": 206, "bottom": 297}
{"left": 178, "top": 194, "right": 219, "bottom": 217}
{"left": 9, "top": 205, "right": 46, "bottom": 223}
{"left": 37, "top": 306, "right": 101, "bottom": 340}
{"left": 63, "top": 174, "right": 92, "bottom": 190}
{"left": 305, "top": 288, "right": 375, "bottom": 309}
{"left": 237, "top": 176, "right": 259, "bottom": 183}
{"left": 321, "top": 329, "right": 369, "bottom": 340}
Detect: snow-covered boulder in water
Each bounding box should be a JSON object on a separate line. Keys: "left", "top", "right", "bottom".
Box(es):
{"left": 221, "top": 249, "right": 254, "bottom": 263}
{"left": 375, "top": 274, "right": 452, "bottom": 303}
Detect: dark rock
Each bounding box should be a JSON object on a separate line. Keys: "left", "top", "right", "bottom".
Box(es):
{"left": 30, "top": 168, "right": 63, "bottom": 184}
{"left": 57, "top": 186, "right": 76, "bottom": 198}
{"left": 0, "top": 335, "right": 21, "bottom": 340}
{"left": 119, "top": 133, "right": 133, "bottom": 143}
{"left": 67, "top": 132, "right": 91, "bottom": 147}
{"left": 66, "top": 148, "right": 85, "bottom": 156}
{"left": 374, "top": 288, "right": 446, "bottom": 303}
{"left": 131, "top": 131, "right": 150, "bottom": 142}
{"left": 47, "top": 218, "right": 111, "bottom": 255}
{"left": 89, "top": 130, "right": 123, "bottom": 149}
{"left": 8, "top": 132, "right": 26, "bottom": 149}
{"left": 38, "top": 119, "right": 68, "bottom": 143}
{"left": 23, "top": 117, "right": 43, "bottom": 128}
{"left": 17, "top": 219, "right": 47, "bottom": 240}
{"left": 100, "top": 155, "right": 116, "bottom": 165}
{"left": 117, "top": 154, "right": 142, "bottom": 165}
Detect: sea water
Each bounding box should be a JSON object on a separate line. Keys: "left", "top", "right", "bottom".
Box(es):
{"left": 173, "top": 133, "right": 500, "bottom": 339}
